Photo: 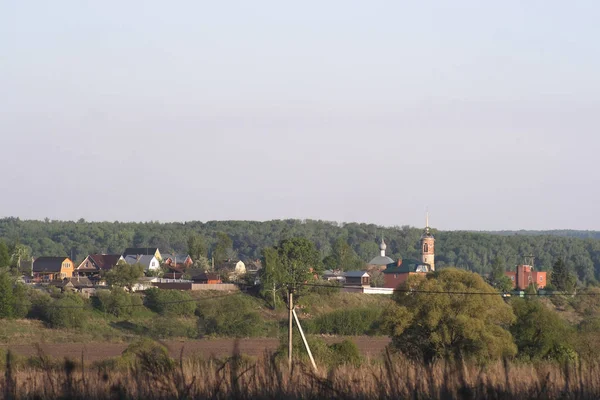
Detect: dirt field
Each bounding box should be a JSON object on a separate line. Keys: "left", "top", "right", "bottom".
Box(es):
{"left": 1, "top": 336, "right": 391, "bottom": 362}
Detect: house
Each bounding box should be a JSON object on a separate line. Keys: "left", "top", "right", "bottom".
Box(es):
{"left": 51, "top": 276, "right": 96, "bottom": 297}
{"left": 123, "top": 254, "right": 160, "bottom": 271}
{"left": 162, "top": 254, "right": 193, "bottom": 268}
{"left": 32, "top": 257, "right": 74, "bottom": 281}
{"left": 76, "top": 254, "right": 124, "bottom": 275}
{"left": 123, "top": 247, "right": 162, "bottom": 261}
{"left": 344, "top": 271, "right": 371, "bottom": 287}
{"left": 191, "top": 271, "right": 222, "bottom": 284}
{"left": 323, "top": 269, "right": 346, "bottom": 283}
{"left": 218, "top": 260, "right": 246, "bottom": 274}
{"left": 382, "top": 258, "right": 431, "bottom": 289}
{"left": 505, "top": 265, "right": 547, "bottom": 290}
{"left": 163, "top": 266, "right": 185, "bottom": 279}
{"left": 131, "top": 277, "right": 159, "bottom": 292}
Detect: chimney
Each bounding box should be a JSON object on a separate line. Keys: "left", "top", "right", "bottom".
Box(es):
{"left": 397, "top": 258, "right": 403, "bottom": 267}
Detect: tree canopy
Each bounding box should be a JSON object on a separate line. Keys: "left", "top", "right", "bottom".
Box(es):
{"left": 384, "top": 268, "right": 517, "bottom": 364}
{"left": 104, "top": 261, "right": 144, "bottom": 291}
{"left": 1, "top": 218, "right": 600, "bottom": 284}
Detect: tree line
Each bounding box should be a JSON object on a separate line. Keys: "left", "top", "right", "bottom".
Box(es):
{"left": 1, "top": 217, "right": 600, "bottom": 284}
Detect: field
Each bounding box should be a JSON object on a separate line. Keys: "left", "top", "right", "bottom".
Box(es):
{"left": 1, "top": 336, "right": 391, "bottom": 362}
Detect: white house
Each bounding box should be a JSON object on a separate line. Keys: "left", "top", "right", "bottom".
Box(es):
{"left": 124, "top": 254, "right": 160, "bottom": 271}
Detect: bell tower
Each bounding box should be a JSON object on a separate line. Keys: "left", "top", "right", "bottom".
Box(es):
{"left": 421, "top": 212, "right": 435, "bottom": 271}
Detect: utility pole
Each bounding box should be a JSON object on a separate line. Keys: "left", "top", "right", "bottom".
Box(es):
{"left": 288, "top": 287, "right": 293, "bottom": 371}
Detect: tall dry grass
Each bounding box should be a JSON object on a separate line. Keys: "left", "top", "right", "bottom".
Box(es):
{"left": 3, "top": 348, "right": 600, "bottom": 399}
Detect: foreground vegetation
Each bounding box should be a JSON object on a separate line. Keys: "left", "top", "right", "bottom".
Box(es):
{"left": 3, "top": 344, "right": 600, "bottom": 399}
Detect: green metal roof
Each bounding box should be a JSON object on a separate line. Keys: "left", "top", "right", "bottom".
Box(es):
{"left": 382, "top": 258, "right": 428, "bottom": 274}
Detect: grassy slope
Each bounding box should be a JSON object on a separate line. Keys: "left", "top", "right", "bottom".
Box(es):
{"left": 0, "top": 290, "right": 393, "bottom": 344}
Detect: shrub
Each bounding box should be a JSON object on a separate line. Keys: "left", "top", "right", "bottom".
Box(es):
{"left": 329, "top": 339, "right": 362, "bottom": 366}
{"left": 95, "top": 289, "right": 144, "bottom": 318}
{"left": 27, "top": 290, "right": 52, "bottom": 320}
{"left": 307, "top": 308, "right": 383, "bottom": 335}
{"left": 44, "top": 293, "right": 89, "bottom": 329}
{"left": 197, "top": 295, "right": 265, "bottom": 337}
{"left": 276, "top": 335, "right": 361, "bottom": 368}
{"left": 12, "top": 283, "right": 31, "bottom": 318}
{"left": 144, "top": 288, "right": 196, "bottom": 317}
{"left": 148, "top": 316, "right": 198, "bottom": 339}
{"left": 121, "top": 338, "right": 174, "bottom": 374}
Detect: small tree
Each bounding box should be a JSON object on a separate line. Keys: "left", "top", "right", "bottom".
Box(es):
{"left": 551, "top": 258, "right": 576, "bottom": 293}
{"left": 105, "top": 261, "right": 144, "bottom": 291}
{"left": 0, "top": 271, "right": 14, "bottom": 318}
{"left": 259, "top": 237, "right": 322, "bottom": 307}
{"left": 0, "top": 242, "right": 10, "bottom": 269}
{"left": 511, "top": 298, "right": 575, "bottom": 361}
{"left": 144, "top": 288, "right": 196, "bottom": 317}
{"left": 212, "top": 232, "right": 233, "bottom": 264}
{"left": 187, "top": 234, "right": 208, "bottom": 261}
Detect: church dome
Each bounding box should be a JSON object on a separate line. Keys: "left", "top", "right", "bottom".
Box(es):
{"left": 369, "top": 255, "right": 395, "bottom": 266}
{"left": 379, "top": 239, "right": 387, "bottom": 251}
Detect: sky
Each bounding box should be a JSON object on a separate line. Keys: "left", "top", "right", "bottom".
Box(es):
{"left": 1, "top": 1, "right": 599, "bottom": 230}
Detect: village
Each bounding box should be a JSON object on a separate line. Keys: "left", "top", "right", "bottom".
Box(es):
{"left": 16, "top": 220, "right": 546, "bottom": 297}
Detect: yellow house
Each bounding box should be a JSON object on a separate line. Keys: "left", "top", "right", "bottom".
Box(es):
{"left": 33, "top": 257, "right": 74, "bottom": 281}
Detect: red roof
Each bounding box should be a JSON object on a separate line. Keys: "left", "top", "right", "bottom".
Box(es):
{"left": 88, "top": 254, "right": 122, "bottom": 270}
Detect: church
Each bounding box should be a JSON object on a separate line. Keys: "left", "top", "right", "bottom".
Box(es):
{"left": 373, "top": 215, "right": 435, "bottom": 289}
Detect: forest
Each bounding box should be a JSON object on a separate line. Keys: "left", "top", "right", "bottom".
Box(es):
{"left": 1, "top": 217, "right": 600, "bottom": 284}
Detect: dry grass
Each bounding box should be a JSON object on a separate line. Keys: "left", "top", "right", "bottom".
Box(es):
{"left": 3, "top": 348, "right": 600, "bottom": 399}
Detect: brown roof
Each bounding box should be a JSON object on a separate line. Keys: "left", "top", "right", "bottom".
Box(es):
{"left": 88, "top": 254, "right": 122, "bottom": 270}
{"left": 33, "top": 257, "right": 71, "bottom": 273}
{"left": 191, "top": 272, "right": 221, "bottom": 282}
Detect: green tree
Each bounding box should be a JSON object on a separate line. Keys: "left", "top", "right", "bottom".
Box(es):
{"left": 259, "top": 246, "right": 286, "bottom": 308}
{"left": 260, "top": 237, "right": 322, "bottom": 303}
{"left": 144, "top": 288, "right": 196, "bottom": 316}
{"left": 187, "top": 234, "right": 207, "bottom": 261}
{"left": 212, "top": 232, "right": 233, "bottom": 263}
{"left": 510, "top": 298, "right": 575, "bottom": 361}
{"left": 44, "top": 293, "right": 88, "bottom": 328}
{"left": 0, "top": 241, "right": 10, "bottom": 268}
{"left": 551, "top": 258, "right": 576, "bottom": 292}
{"left": 95, "top": 289, "right": 143, "bottom": 318}
{"left": 104, "top": 261, "right": 144, "bottom": 291}
{"left": 8, "top": 243, "right": 29, "bottom": 269}
{"left": 0, "top": 272, "right": 14, "bottom": 318}
{"left": 384, "top": 268, "right": 517, "bottom": 364}
{"left": 331, "top": 237, "right": 363, "bottom": 271}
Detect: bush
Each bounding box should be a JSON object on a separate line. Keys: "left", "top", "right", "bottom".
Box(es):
{"left": 44, "top": 293, "right": 89, "bottom": 329}
{"left": 148, "top": 316, "right": 198, "bottom": 339}
{"left": 276, "top": 335, "right": 361, "bottom": 368}
{"left": 144, "top": 288, "right": 196, "bottom": 317}
{"left": 95, "top": 289, "right": 144, "bottom": 318}
{"left": 121, "top": 338, "right": 174, "bottom": 374}
{"left": 12, "top": 283, "right": 31, "bottom": 318}
{"left": 307, "top": 308, "right": 383, "bottom": 335}
{"left": 197, "top": 295, "right": 265, "bottom": 337}
{"left": 27, "top": 290, "right": 52, "bottom": 320}
{"left": 329, "top": 339, "right": 362, "bottom": 366}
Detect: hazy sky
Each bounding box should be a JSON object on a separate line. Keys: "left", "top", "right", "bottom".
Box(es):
{"left": 1, "top": 1, "right": 599, "bottom": 230}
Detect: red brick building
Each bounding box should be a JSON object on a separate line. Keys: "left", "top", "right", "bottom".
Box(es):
{"left": 505, "top": 265, "right": 547, "bottom": 290}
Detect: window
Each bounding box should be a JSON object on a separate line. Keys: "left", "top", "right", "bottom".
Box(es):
{"left": 511, "top": 276, "right": 515, "bottom": 281}
{"left": 539, "top": 276, "right": 543, "bottom": 282}
{"left": 423, "top": 243, "right": 429, "bottom": 253}
{"left": 394, "top": 274, "right": 398, "bottom": 279}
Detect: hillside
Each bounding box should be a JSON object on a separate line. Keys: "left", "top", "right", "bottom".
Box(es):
{"left": 1, "top": 218, "right": 600, "bottom": 282}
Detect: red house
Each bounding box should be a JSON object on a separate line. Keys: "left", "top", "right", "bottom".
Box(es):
{"left": 505, "top": 265, "right": 547, "bottom": 290}
{"left": 382, "top": 258, "right": 431, "bottom": 289}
